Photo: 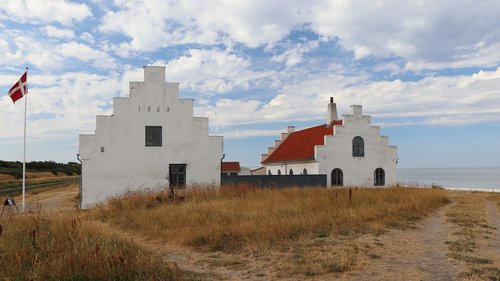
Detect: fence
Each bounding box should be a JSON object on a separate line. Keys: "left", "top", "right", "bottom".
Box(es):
{"left": 221, "top": 174, "right": 327, "bottom": 188}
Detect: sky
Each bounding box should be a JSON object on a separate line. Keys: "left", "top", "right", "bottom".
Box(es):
{"left": 1, "top": 0, "right": 500, "bottom": 169}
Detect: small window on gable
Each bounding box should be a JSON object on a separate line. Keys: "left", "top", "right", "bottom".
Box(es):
{"left": 146, "top": 126, "right": 162, "bottom": 147}
{"left": 352, "top": 136, "right": 364, "bottom": 157}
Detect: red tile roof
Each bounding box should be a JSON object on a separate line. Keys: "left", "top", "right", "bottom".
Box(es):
{"left": 221, "top": 162, "right": 241, "bottom": 172}
{"left": 262, "top": 121, "right": 343, "bottom": 164}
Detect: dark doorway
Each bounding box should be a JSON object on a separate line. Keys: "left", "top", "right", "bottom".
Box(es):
{"left": 374, "top": 168, "right": 385, "bottom": 186}
{"left": 331, "top": 168, "right": 343, "bottom": 186}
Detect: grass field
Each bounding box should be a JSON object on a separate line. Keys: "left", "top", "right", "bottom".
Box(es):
{"left": 0, "top": 211, "right": 181, "bottom": 281}
{"left": 94, "top": 185, "right": 450, "bottom": 252}
{"left": 3, "top": 184, "right": 499, "bottom": 280}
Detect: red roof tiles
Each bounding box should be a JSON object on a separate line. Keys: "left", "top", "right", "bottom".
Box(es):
{"left": 221, "top": 162, "right": 241, "bottom": 172}
{"left": 262, "top": 121, "right": 342, "bottom": 164}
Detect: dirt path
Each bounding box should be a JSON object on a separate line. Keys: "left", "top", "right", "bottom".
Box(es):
{"left": 484, "top": 200, "right": 500, "bottom": 268}
{"left": 339, "top": 199, "right": 463, "bottom": 281}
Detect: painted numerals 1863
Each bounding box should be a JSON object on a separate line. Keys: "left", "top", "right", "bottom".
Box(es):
{"left": 138, "top": 106, "right": 170, "bottom": 112}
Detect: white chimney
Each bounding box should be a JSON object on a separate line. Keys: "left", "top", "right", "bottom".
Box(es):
{"left": 327, "top": 97, "right": 338, "bottom": 125}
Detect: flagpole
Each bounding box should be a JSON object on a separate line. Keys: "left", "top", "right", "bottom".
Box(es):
{"left": 22, "top": 67, "right": 28, "bottom": 212}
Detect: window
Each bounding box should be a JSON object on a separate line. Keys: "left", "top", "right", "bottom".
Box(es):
{"left": 352, "top": 136, "right": 364, "bottom": 157}
{"left": 374, "top": 168, "right": 385, "bottom": 186}
{"left": 331, "top": 168, "right": 343, "bottom": 186}
{"left": 169, "top": 164, "right": 186, "bottom": 188}
{"left": 146, "top": 126, "right": 162, "bottom": 146}
{"left": 289, "top": 169, "right": 293, "bottom": 175}
{"left": 230, "top": 172, "right": 238, "bottom": 176}
{"left": 277, "top": 169, "right": 281, "bottom": 175}
{"left": 303, "top": 168, "right": 307, "bottom": 175}
{"left": 268, "top": 170, "right": 272, "bottom": 175}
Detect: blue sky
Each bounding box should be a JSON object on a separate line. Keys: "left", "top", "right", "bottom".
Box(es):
{"left": 1, "top": 0, "right": 500, "bottom": 168}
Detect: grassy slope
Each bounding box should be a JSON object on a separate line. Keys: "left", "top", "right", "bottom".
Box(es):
{"left": 0, "top": 211, "right": 180, "bottom": 281}
{"left": 94, "top": 185, "right": 450, "bottom": 252}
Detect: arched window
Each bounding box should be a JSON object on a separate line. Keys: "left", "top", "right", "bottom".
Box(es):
{"left": 352, "top": 136, "right": 364, "bottom": 157}
{"left": 268, "top": 170, "right": 272, "bottom": 175}
{"left": 289, "top": 169, "right": 293, "bottom": 175}
{"left": 374, "top": 168, "right": 385, "bottom": 186}
{"left": 303, "top": 168, "right": 307, "bottom": 175}
{"left": 278, "top": 169, "right": 281, "bottom": 175}
{"left": 331, "top": 168, "right": 343, "bottom": 186}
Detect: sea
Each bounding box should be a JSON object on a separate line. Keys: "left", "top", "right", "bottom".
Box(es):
{"left": 397, "top": 167, "right": 500, "bottom": 192}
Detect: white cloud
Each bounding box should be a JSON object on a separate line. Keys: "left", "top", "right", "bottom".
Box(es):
{"left": 0, "top": 72, "right": 122, "bottom": 141}
{"left": 0, "top": 29, "right": 117, "bottom": 70}
{"left": 42, "top": 26, "right": 75, "bottom": 39}
{"left": 271, "top": 40, "right": 320, "bottom": 67}
{"left": 165, "top": 49, "right": 277, "bottom": 93}
{"left": 58, "top": 42, "right": 117, "bottom": 69}
{"left": 0, "top": 0, "right": 92, "bottom": 26}
{"left": 99, "top": 0, "right": 312, "bottom": 53}
{"left": 310, "top": 0, "right": 500, "bottom": 68}
{"left": 198, "top": 68, "right": 500, "bottom": 129}
{"left": 222, "top": 129, "right": 284, "bottom": 139}
{"left": 98, "top": 0, "right": 500, "bottom": 69}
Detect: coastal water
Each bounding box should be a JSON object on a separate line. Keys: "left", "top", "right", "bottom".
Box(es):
{"left": 397, "top": 167, "right": 500, "bottom": 192}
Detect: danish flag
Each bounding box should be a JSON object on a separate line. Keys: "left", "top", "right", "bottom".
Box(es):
{"left": 8, "top": 71, "right": 28, "bottom": 103}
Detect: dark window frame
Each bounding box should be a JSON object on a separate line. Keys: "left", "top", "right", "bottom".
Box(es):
{"left": 352, "top": 136, "right": 364, "bottom": 157}
{"left": 331, "top": 168, "right": 343, "bottom": 186}
{"left": 145, "top": 126, "right": 162, "bottom": 147}
{"left": 374, "top": 168, "right": 385, "bottom": 186}
{"left": 169, "top": 164, "right": 186, "bottom": 188}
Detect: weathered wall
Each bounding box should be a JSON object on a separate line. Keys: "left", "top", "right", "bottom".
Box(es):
{"left": 79, "top": 66, "right": 223, "bottom": 208}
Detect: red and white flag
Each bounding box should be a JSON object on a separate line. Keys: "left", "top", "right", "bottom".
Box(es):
{"left": 8, "top": 71, "right": 28, "bottom": 103}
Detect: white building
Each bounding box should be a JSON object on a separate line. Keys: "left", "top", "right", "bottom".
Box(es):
{"left": 79, "top": 66, "right": 223, "bottom": 208}
{"left": 261, "top": 98, "right": 398, "bottom": 187}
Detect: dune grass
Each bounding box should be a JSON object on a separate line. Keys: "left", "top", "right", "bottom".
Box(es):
{"left": 0, "top": 210, "right": 180, "bottom": 281}
{"left": 94, "top": 185, "right": 450, "bottom": 252}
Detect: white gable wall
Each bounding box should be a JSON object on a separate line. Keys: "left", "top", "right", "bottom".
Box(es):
{"left": 315, "top": 105, "right": 398, "bottom": 187}
{"left": 79, "top": 66, "right": 223, "bottom": 208}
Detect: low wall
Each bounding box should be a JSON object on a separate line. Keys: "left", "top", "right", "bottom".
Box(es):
{"left": 221, "top": 175, "right": 327, "bottom": 188}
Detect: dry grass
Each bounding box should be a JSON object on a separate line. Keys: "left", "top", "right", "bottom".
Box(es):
{"left": 0, "top": 211, "right": 180, "bottom": 281}
{"left": 94, "top": 185, "right": 450, "bottom": 252}
{"left": 446, "top": 192, "right": 500, "bottom": 280}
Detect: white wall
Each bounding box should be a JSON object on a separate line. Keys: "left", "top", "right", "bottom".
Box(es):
{"left": 315, "top": 105, "right": 398, "bottom": 187}
{"left": 265, "top": 161, "right": 319, "bottom": 175}
{"left": 79, "top": 66, "right": 223, "bottom": 208}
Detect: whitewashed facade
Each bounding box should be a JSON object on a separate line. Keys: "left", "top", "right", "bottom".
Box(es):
{"left": 262, "top": 99, "right": 398, "bottom": 187}
{"left": 79, "top": 66, "right": 223, "bottom": 208}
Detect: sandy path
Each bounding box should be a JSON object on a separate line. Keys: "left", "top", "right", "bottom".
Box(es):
{"left": 484, "top": 200, "right": 500, "bottom": 268}
{"left": 340, "top": 201, "right": 463, "bottom": 281}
